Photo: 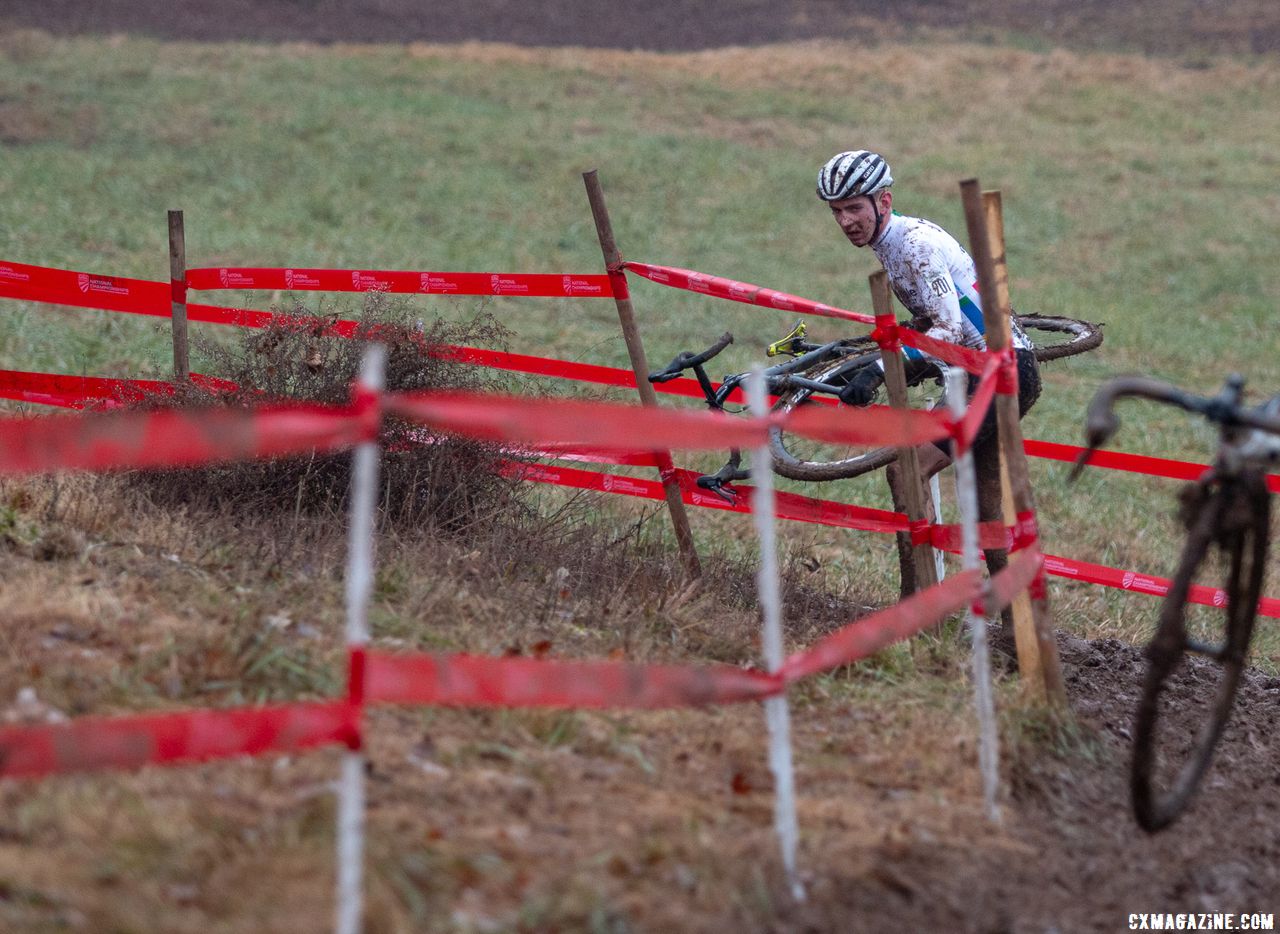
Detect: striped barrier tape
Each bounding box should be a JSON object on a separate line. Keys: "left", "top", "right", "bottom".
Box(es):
{"left": 0, "top": 367, "right": 237, "bottom": 410}
{"left": 0, "top": 398, "right": 377, "bottom": 474}
{"left": 510, "top": 461, "right": 1280, "bottom": 620}
{"left": 186, "top": 266, "right": 614, "bottom": 298}
{"left": 0, "top": 548, "right": 1042, "bottom": 780}
{"left": 385, "top": 389, "right": 952, "bottom": 452}
{"left": 623, "top": 260, "right": 992, "bottom": 375}
{"left": 0, "top": 700, "right": 358, "bottom": 780}
{"left": 1, "top": 364, "right": 1269, "bottom": 617}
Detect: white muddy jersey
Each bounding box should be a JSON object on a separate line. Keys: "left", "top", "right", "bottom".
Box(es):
{"left": 870, "top": 212, "right": 1030, "bottom": 361}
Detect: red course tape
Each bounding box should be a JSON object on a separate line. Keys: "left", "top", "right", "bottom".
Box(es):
{"left": 1041, "top": 552, "right": 1280, "bottom": 618}
{"left": 0, "top": 701, "right": 358, "bottom": 779}
{"left": 186, "top": 267, "right": 614, "bottom": 298}
{"left": 781, "top": 570, "right": 979, "bottom": 681}
{"left": 954, "top": 355, "right": 1000, "bottom": 453}
{"left": 624, "top": 261, "right": 876, "bottom": 324}
{"left": 0, "top": 401, "right": 374, "bottom": 474}
{"left": 366, "top": 651, "right": 781, "bottom": 709}
{"left": 388, "top": 390, "right": 951, "bottom": 451}
{"left": 623, "top": 261, "right": 992, "bottom": 375}
{"left": 0, "top": 368, "right": 237, "bottom": 410}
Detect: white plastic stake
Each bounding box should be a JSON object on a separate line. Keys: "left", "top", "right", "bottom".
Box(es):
{"left": 747, "top": 367, "right": 805, "bottom": 902}
{"left": 930, "top": 472, "right": 946, "bottom": 582}
{"left": 945, "top": 369, "right": 1001, "bottom": 824}
{"left": 336, "top": 344, "right": 386, "bottom": 934}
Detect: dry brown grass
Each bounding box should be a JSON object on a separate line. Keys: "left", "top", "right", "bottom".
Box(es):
{"left": 0, "top": 433, "right": 994, "bottom": 932}
{"left": 403, "top": 37, "right": 1280, "bottom": 96}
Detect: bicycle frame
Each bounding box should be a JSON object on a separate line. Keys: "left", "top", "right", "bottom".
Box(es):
{"left": 1075, "top": 373, "right": 1280, "bottom": 832}
{"left": 688, "top": 340, "right": 875, "bottom": 411}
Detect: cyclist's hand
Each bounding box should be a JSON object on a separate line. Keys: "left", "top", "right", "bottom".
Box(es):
{"left": 838, "top": 367, "right": 884, "bottom": 407}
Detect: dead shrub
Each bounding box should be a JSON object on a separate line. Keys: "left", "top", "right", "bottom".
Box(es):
{"left": 126, "top": 294, "right": 530, "bottom": 540}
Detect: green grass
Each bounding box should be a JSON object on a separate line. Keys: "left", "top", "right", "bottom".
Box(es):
{"left": 2, "top": 31, "right": 1279, "bottom": 665}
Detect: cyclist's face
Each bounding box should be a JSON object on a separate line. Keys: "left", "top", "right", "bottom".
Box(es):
{"left": 830, "top": 191, "right": 890, "bottom": 247}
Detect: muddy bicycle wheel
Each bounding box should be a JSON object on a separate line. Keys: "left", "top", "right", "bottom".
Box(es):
{"left": 768, "top": 352, "right": 899, "bottom": 482}
{"left": 1130, "top": 473, "right": 1268, "bottom": 832}
{"left": 767, "top": 314, "right": 1099, "bottom": 481}
{"left": 1015, "top": 314, "right": 1104, "bottom": 362}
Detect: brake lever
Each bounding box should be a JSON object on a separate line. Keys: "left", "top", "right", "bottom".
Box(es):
{"left": 695, "top": 475, "right": 739, "bottom": 504}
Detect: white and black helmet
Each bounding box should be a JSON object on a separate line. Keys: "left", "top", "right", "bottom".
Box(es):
{"left": 816, "top": 150, "right": 893, "bottom": 202}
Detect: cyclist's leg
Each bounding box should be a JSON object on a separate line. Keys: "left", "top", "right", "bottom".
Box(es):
{"left": 883, "top": 350, "right": 1041, "bottom": 603}
{"left": 886, "top": 443, "right": 952, "bottom": 599}
{"left": 983, "top": 349, "right": 1042, "bottom": 633}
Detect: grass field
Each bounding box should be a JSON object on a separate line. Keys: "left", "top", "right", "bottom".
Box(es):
{"left": 2, "top": 27, "right": 1280, "bottom": 931}
{"left": 3, "top": 29, "right": 1278, "bottom": 658}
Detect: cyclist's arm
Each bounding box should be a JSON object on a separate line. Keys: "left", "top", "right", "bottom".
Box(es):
{"left": 881, "top": 244, "right": 968, "bottom": 369}
{"left": 905, "top": 246, "right": 968, "bottom": 349}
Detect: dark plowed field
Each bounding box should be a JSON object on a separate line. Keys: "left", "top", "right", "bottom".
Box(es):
{"left": 4, "top": 0, "right": 1279, "bottom": 55}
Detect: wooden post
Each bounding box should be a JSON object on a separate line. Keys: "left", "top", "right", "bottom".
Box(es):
{"left": 959, "top": 179, "right": 1066, "bottom": 706}
{"left": 985, "top": 192, "right": 1040, "bottom": 681}
{"left": 869, "top": 270, "right": 938, "bottom": 594}
{"left": 582, "top": 170, "right": 702, "bottom": 580}
{"left": 168, "top": 210, "right": 189, "bottom": 381}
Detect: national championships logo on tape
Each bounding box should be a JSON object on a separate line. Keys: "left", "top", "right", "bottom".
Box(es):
{"left": 561, "top": 276, "right": 603, "bottom": 296}
{"left": 218, "top": 269, "right": 257, "bottom": 289}
{"left": 1042, "top": 557, "right": 1077, "bottom": 575}
{"left": 1121, "top": 572, "right": 1169, "bottom": 596}
{"left": 77, "top": 273, "right": 129, "bottom": 295}
{"left": 352, "top": 271, "right": 390, "bottom": 291}
{"left": 490, "top": 275, "right": 530, "bottom": 295}
{"left": 765, "top": 291, "right": 796, "bottom": 311}
{"left": 283, "top": 269, "right": 321, "bottom": 290}
{"left": 420, "top": 273, "right": 460, "bottom": 293}
{"left": 685, "top": 272, "right": 713, "bottom": 294}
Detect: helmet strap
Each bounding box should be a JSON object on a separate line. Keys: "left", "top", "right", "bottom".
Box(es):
{"left": 867, "top": 194, "right": 886, "bottom": 244}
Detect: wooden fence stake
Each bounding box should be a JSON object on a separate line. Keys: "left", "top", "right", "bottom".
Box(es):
{"left": 959, "top": 179, "right": 1066, "bottom": 706}
{"left": 582, "top": 170, "right": 701, "bottom": 580}
{"left": 167, "top": 210, "right": 190, "bottom": 381}
{"left": 870, "top": 270, "right": 938, "bottom": 595}
{"left": 981, "top": 192, "right": 1039, "bottom": 684}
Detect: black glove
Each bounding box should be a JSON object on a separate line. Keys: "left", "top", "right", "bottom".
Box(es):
{"left": 838, "top": 367, "right": 884, "bottom": 406}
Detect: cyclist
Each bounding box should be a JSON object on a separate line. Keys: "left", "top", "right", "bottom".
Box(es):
{"left": 816, "top": 149, "right": 1042, "bottom": 595}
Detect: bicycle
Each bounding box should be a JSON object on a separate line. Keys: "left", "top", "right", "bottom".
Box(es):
{"left": 1071, "top": 374, "right": 1280, "bottom": 832}
{"left": 648, "top": 313, "right": 1103, "bottom": 497}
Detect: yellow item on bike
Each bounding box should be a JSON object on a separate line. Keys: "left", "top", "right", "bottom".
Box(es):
{"left": 767, "top": 320, "right": 807, "bottom": 357}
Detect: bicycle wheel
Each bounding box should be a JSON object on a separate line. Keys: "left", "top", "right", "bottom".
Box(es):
{"left": 1014, "top": 314, "right": 1104, "bottom": 362}
{"left": 1130, "top": 473, "right": 1268, "bottom": 832}
{"left": 768, "top": 353, "right": 900, "bottom": 481}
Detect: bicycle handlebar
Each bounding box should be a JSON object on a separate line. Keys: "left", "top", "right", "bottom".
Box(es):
{"left": 1070, "top": 374, "right": 1280, "bottom": 480}
{"left": 648, "top": 332, "right": 734, "bottom": 383}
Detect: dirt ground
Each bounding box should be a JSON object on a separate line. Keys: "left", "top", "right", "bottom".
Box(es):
{"left": 3, "top": 0, "right": 1280, "bottom": 55}
{"left": 0, "top": 470, "right": 1277, "bottom": 932}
